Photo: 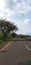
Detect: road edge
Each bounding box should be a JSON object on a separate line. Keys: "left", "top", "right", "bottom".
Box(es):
{"left": 0, "top": 41, "right": 13, "bottom": 53}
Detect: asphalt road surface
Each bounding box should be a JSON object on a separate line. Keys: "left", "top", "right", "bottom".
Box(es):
{"left": 0, "top": 38, "right": 31, "bottom": 65}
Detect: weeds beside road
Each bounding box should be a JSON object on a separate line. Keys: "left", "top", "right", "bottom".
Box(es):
{"left": 0, "top": 41, "right": 11, "bottom": 50}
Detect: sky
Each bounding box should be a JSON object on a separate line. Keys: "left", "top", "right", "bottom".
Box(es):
{"left": 0, "top": 0, "right": 31, "bottom": 35}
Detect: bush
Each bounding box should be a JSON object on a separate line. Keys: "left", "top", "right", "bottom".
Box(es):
{"left": 20, "top": 35, "right": 23, "bottom": 38}
{"left": 0, "top": 39, "right": 3, "bottom": 43}
{"left": 5, "top": 33, "right": 13, "bottom": 41}
{"left": 11, "top": 32, "right": 17, "bottom": 38}
{"left": 25, "top": 37, "right": 31, "bottom": 41}
{"left": 0, "top": 32, "right": 3, "bottom": 39}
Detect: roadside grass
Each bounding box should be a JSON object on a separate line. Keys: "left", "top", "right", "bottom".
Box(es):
{"left": 20, "top": 37, "right": 31, "bottom": 41}
{"left": 25, "top": 37, "right": 31, "bottom": 41}
{"left": 0, "top": 34, "right": 14, "bottom": 49}
{"left": 0, "top": 37, "right": 13, "bottom": 45}
{"left": 0, "top": 33, "right": 14, "bottom": 44}
{"left": 0, "top": 34, "right": 14, "bottom": 50}
{"left": 0, "top": 41, "right": 11, "bottom": 50}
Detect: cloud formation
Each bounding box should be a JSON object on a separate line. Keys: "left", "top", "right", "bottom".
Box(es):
{"left": 0, "top": 0, "right": 31, "bottom": 35}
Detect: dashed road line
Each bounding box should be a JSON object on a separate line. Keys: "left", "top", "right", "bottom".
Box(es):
{"left": 25, "top": 45, "right": 31, "bottom": 51}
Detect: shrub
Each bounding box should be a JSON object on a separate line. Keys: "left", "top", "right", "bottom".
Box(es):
{"left": 25, "top": 37, "right": 31, "bottom": 41}
{"left": 0, "top": 32, "right": 3, "bottom": 39}
{"left": 11, "top": 32, "right": 17, "bottom": 38}
{"left": 20, "top": 35, "right": 23, "bottom": 38}
{"left": 5, "top": 33, "right": 13, "bottom": 41}
{"left": 0, "top": 39, "right": 3, "bottom": 43}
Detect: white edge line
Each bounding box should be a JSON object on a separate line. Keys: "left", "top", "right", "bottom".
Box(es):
{"left": 0, "top": 41, "right": 12, "bottom": 52}
{"left": 25, "top": 45, "right": 31, "bottom": 51}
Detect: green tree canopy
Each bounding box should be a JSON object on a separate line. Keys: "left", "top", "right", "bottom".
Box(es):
{"left": 0, "top": 19, "right": 18, "bottom": 38}
{"left": 11, "top": 32, "right": 17, "bottom": 38}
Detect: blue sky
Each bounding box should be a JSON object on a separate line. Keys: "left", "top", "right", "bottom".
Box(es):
{"left": 0, "top": 0, "right": 31, "bottom": 35}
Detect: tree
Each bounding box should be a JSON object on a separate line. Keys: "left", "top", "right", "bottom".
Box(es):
{"left": 0, "top": 19, "right": 17, "bottom": 39}
{"left": 11, "top": 32, "right": 17, "bottom": 38}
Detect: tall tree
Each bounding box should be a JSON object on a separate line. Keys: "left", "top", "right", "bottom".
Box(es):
{"left": 0, "top": 19, "right": 17, "bottom": 39}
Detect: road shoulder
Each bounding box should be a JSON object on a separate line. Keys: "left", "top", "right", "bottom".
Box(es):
{"left": 0, "top": 41, "right": 12, "bottom": 52}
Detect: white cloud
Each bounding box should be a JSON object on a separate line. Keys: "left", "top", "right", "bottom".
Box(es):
{"left": 6, "top": 9, "right": 15, "bottom": 17}
{"left": 27, "top": 0, "right": 31, "bottom": 4}
{"left": 0, "top": 12, "right": 4, "bottom": 18}
{"left": 18, "top": 11, "right": 25, "bottom": 14}
{"left": 15, "top": 19, "right": 31, "bottom": 34}
{"left": 13, "top": 0, "right": 31, "bottom": 15}
{"left": 0, "top": 0, "right": 5, "bottom": 11}
{"left": 21, "top": 19, "right": 31, "bottom": 34}
{"left": 13, "top": 0, "right": 17, "bottom": 2}
{"left": 0, "top": 0, "right": 6, "bottom": 18}
{"left": 23, "top": 19, "right": 30, "bottom": 26}
{"left": 0, "top": 0, "right": 31, "bottom": 18}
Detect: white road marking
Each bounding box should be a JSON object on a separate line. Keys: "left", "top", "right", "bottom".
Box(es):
{"left": 0, "top": 41, "right": 12, "bottom": 52}
{"left": 25, "top": 45, "right": 31, "bottom": 51}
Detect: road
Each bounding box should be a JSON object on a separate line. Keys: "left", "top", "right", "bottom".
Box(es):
{"left": 0, "top": 38, "right": 31, "bottom": 65}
